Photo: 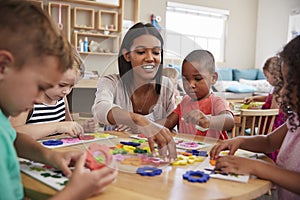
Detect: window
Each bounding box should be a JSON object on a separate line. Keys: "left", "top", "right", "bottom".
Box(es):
{"left": 164, "top": 2, "right": 229, "bottom": 62}
{"left": 288, "top": 8, "right": 300, "bottom": 41}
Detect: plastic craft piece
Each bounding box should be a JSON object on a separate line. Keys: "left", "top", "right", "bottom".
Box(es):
{"left": 195, "top": 125, "right": 209, "bottom": 132}
{"left": 86, "top": 143, "right": 112, "bottom": 170}
{"left": 120, "top": 141, "right": 141, "bottom": 147}
{"left": 136, "top": 166, "right": 162, "bottom": 176}
{"left": 210, "top": 159, "right": 216, "bottom": 166}
{"left": 178, "top": 141, "right": 199, "bottom": 149}
{"left": 137, "top": 134, "right": 147, "bottom": 138}
{"left": 183, "top": 171, "right": 210, "bottom": 183}
{"left": 121, "top": 157, "right": 142, "bottom": 166}
{"left": 186, "top": 150, "right": 208, "bottom": 157}
{"left": 131, "top": 139, "right": 147, "bottom": 143}
{"left": 42, "top": 139, "right": 63, "bottom": 146}
{"left": 134, "top": 148, "right": 148, "bottom": 154}
{"left": 78, "top": 134, "right": 95, "bottom": 140}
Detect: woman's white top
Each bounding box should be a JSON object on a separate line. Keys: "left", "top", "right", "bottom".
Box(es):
{"left": 92, "top": 74, "right": 176, "bottom": 125}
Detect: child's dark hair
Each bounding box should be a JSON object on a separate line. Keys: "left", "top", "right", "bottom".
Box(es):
{"left": 0, "top": 0, "right": 72, "bottom": 72}
{"left": 263, "top": 56, "right": 278, "bottom": 71}
{"left": 182, "top": 50, "right": 215, "bottom": 73}
{"left": 277, "top": 35, "right": 300, "bottom": 131}
{"left": 118, "top": 22, "right": 164, "bottom": 94}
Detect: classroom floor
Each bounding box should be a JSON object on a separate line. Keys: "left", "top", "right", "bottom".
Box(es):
{"left": 256, "top": 189, "right": 278, "bottom": 200}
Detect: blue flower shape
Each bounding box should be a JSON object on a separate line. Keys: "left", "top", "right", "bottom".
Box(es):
{"left": 120, "top": 141, "right": 141, "bottom": 147}
{"left": 42, "top": 139, "right": 63, "bottom": 146}
{"left": 136, "top": 166, "right": 162, "bottom": 176}
{"left": 187, "top": 150, "right": 208, "bottom": 157}
{"left": 183, "top": 170, "right": 210, "bottom": 183}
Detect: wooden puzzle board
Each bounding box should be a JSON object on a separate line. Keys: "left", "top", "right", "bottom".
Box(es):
{"left": 19, "top": 158, "right": 68, "bottom": 191}
{"left": 129, "top": 134, "right": 211, "bottom": 150}
{"left": 196, "top": 149, "right": 262, "bottom": 183}
{"left": 38, "top": 133, "right": 117, "bottom": 149}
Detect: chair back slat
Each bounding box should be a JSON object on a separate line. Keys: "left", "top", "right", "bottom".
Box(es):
{"left": 232, "top": 109, "right": 279, "bottom": 137}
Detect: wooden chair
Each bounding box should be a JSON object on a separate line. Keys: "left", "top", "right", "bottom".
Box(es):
{"left": 232, "top": 109, "right": 279, "bottom": 137}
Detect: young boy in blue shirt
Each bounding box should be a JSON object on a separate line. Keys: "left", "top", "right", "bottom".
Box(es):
{"left": 0, "top": 1, "right": 117, "bottom": 199}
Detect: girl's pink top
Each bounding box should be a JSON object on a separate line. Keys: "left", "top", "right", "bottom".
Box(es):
{"left": 276, "top": 114, "right": 300, "bottom": 199}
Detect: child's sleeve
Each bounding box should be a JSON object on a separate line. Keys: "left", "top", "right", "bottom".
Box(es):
{"left": 212, "top": 95, "right": 233, "bottom": 116}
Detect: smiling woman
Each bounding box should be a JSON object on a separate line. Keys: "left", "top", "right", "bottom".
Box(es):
{"left": 92, "top": 22, "right": 177, "bottom": 160}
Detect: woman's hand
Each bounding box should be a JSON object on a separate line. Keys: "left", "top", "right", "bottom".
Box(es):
{"left": 83, "top": 118, "right": 99, "bottom": 133}
{"left": 148, "top": 127, "right": 177, "bottom": 160}
{"left": 210, "top": 137, "right": 243, "bottom": 160}
{"left": 115, "top": 124, "right": 131, "bottom": 132}
{"left": 139, "top": 121, "right": 177, "bottom": 161}
{"left": 57, "top": 121, "right": 84, "bottom": 137}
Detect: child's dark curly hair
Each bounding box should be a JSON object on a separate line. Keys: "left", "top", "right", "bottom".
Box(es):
{"left": 276, "top": 35, "right": 300, "bottom": 131}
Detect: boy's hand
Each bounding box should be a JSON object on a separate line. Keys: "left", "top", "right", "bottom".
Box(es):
{"left": 53, "top": 152, "right": 117, "bottom": 199}
{"left": 47, "top": 150, "right": 84, "bottom": 177}
{"left": 183, "top": 110, "right": 210, "bottom": 128}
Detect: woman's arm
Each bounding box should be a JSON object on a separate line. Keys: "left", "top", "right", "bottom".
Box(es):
{"left": 156, "top": 112, "right": 179, "bottom": 130}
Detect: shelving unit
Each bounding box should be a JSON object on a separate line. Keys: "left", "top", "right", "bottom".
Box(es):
{"left": 73, "top": 31, "right": 119, "bottom": 54}
{"left": 73, "top": 7, "right": 95, "bottom": 30}
{"left": 98, "top": 10, "right": 118, "bottom": 31}
{"left": 42, "top": 0, "right": 123, "bottom": 56}
{"left": 48, "top": 2, "right": 71, "bottom": 41}
{"left": 29, "top": 0, "right": 43, "bottom": 8}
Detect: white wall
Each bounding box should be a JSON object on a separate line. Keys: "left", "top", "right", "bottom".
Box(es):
{"left": 255, "top": 0, "right": 300, "bottom": 68}
{"left": 138, "top": 0, "right": 258, "bottom": 69}
{"left": 137, "top": 0, "right": 300, "bottom": 69}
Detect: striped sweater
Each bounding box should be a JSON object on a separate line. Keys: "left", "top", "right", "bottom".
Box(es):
{"left": 26, "top": 98, "right": 66, "bottom": 124}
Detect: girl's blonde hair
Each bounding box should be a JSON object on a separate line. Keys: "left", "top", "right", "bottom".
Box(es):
{"left": 0, "top": 0, "right": 72, "bottom": 72}
{"left": 72, "top": 48, "right": 85, "bottom": 79}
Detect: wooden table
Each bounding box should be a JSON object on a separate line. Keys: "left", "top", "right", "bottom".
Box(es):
{"left": 22, "top": 132, "right": 273, "bottom": 200}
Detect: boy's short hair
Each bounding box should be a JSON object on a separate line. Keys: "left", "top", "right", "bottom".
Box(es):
{"left": 0, "top": 0, "right": 72, "bottom": 72}
{"left": 183, "top": 50, "right": 215, "bottom": 73}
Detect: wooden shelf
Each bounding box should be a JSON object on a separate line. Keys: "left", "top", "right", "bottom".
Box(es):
{"left": 62, "top": 0, "right": 120, "bottom": 8}
{"left": 74, "top": 78, "right": 98, "bottom": 88}
{"left": 73, "top": 7, "right": 95, "bottom": 29}
{"left": 79, "top": 52, "right": 118, "bottom": 56}
{"left": 76, "top": 31, "right": 118, "bottom": 38}
{"left": 48, "top": 3, "right": 71, "bottom": 41}
{"left": 98, "top": 10, "right": 118, "bottom": 31}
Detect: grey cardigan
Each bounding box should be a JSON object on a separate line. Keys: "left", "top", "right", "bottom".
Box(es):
{"left": 92, "top": 74, "right": 176, "bottom": 125}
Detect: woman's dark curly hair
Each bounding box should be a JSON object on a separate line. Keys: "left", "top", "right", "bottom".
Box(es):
{"left": 275, "top": 35, "right": 300, "bottom": 131}
{"left": 118, "top": 22, "right": 163, "bottom": 94}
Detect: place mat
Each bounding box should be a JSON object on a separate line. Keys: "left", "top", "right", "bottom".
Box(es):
{"left": 39, "top": 132, "right": 117, "bottom": 149}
